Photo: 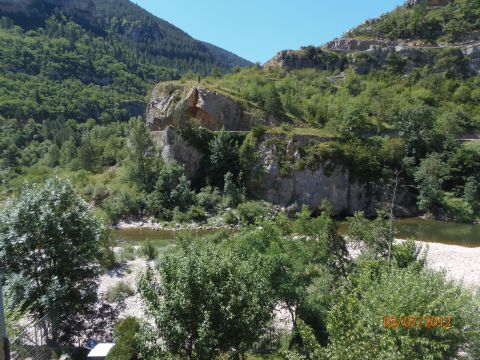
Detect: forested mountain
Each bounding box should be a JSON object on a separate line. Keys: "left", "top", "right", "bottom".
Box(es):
{"left": 0, "top": 0, "right": 252, "bottom": 190}
{"left": 0, "top": 0, "right": 251, "bottom": 72}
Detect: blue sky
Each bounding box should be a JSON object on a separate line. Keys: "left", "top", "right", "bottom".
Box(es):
{"left": 132, "top": 0, "right": 404, "bottom": 63}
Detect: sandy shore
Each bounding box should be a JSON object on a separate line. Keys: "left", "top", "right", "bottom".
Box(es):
{"left": 98, "top": 240, "right": 479, "bottom": 322}
{"left": 416, "top": 240, "right": 480, "bottom": 290}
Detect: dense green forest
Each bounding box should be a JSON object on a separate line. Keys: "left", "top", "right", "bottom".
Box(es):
{"left": 348, "top": 0, "right": 479, "bottom": 42}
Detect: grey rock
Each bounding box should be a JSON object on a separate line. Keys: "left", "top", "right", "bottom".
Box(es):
{"left": 146, "top": 84, "right": 251, "bottom": 131}
{"left": 151, "top": 126, "right": 204, "bottom": 179}
{"left": 252, "top": 138, "right": 415, "bottom": 217}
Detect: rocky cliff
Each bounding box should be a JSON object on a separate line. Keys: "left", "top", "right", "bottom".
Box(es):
{"left": 265, "top": 40, "right": 480, "bottom": 75}
{"left": 151, "top": 127, "right": 204, "bottom": 179}
{"left": 152, "top": 126, "right": 416, "bottom": 217}
{"left": 146, "top": 83, "right": 253, "bottom": 131}
{"left": 250, "top": 137, "right": 415, "bottom": 217}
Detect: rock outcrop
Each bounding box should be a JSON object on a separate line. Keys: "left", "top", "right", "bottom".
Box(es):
{"left": 151, "top": 125, "right": 416, "bottom": 217}
{"left": 265, "top": 41, "right": 480, "bottom": 75}
{"left": 146, "top": 83, "right": 252, "bottom": 131}
{"left": 151, "top": 127, "right": 204, "bottom": 179}
{"left": 250, "top": 138, "right": 415, "bottom": 217}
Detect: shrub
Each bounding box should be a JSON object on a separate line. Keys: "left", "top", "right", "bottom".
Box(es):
{"left": 223, "top": 210, "right": 238, "bottom": 225}
{"left": 236, "top": 201, "right": 270, "bottom": 225}
{"left": 118, "top": 245, "right": 137, "bottom": 263}
{"left": 442, "top": 194, "right": 475, "bottom": 223}
{"left": 148, "top": 161, "right": 195, "bottom": 221}
{"left": 103, "top": 189, "right": 146, "bottom": 224}
{"left": 186, "top": 205, "right": 208, "bottom": 223}
{"left": 140, "top": 241, "right": 159, "bottom": 261}
{"left": 325, "top": 266, "right": 480, "bottom": 359}
{"left": 196, "top": 186, "right": 222, "bottom": 213}
{"left": 106, "top": 281, "right": 135, "bottom": 303}
{"left": 106, "top": 317, "right": 142, "bottom": 360}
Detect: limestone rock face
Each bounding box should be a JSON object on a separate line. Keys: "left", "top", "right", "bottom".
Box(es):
{"left": 322, "top": 38, "right": 398, "bottom": 52}
{"left": 151, "top": 127, "right": 204, "bottom": 179}
{"left": 251, "top": 138, "right": 415, "bottom": 217}
{"left": 464, "top": 44, "right": 480, "bottom": 74}
{"left": 146, "top": 84, "right": 251, "bottom": 131}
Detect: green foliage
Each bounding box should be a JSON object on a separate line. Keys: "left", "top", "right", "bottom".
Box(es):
{"left": 237, "top": 201, "right": 271, "bottom": 225}
{"left": 415, "top": 152, "right": 450, "bottom": 214}
{"left": 223, "top": 171, "right": 242, "bottom": 207}
{"left": 148, "top": 161, "right": 195, "bottom": 220}
{"left": 106, "top": 317, "right": 142, "bottom": 360}
{"left": 393, "top": 105, "right": 435, "bottom": 159}
{"left": 125, "top": 118, "right": 158, "bottom": 192}
{"left": 391, "top": 239, "right": 426, "bottom": 269}
{"left": 464, "top": 175, "right": 480, "bottom": 214}
{"left": 442, "top": 193, "right": 475, "bottom": 223}
{"left": 103, "top": 188, "right": 147, "bottom": 224}
{"left": 347, "top": 211, "right": 391, "bottom": 259}
{"left": 140, "top": 241, "right": 159, "bottom": 261}
{"left": 208, "top": 130, "right": 241, "bottom": 186}
{"left": 0, "top": 177, "right": 103, "bottom": 343}
{"left": 348, "top": 0, "right": 480, "bottom": 43}
{"left": 325, "top": 265, "right": 480, "bottom": 360}
{"left": 196, "top": 185, "right": 222, "bottom": 214}
{"left": 138, "top": 241, "right": 274, "bottom": 359}
{"left": 106, "top": 281, "right": 135, "bottom": 303}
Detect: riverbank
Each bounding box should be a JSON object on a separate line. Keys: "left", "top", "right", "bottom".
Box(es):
{"left": 115, "top": 219, "right": 239, "bottom": 231}
{"left": 98, "top": 239, "right": 480, "bottom": 322}
{"left": 416, "top": 240, "right": 480, "bottom": 290}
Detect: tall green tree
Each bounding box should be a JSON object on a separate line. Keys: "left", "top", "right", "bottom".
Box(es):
{"left": 414, "top": 152, "right": 450, "bottom": 214}
{"left": 139, "top": 241, "right": 274, "bottom": 359}
{"left": 126, "top": 117, "right": 157, "bottom": 191}
{"left": 0, "top": 177, "right": 103, "bottom": 343}
{"left": 148, "top": 161, "right": 195, "bottom": 220}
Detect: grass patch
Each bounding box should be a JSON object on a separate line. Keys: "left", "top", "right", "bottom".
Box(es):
{"left": 266, "top": 127, "right": 336, "bottom": 138}
{"left": 106, "top": 281, "right": 135, "bottom": 303}
{"left": 140, "top": 240, "right": 160, "bottom": 260}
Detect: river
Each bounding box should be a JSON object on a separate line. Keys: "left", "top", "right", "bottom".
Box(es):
{"left": 112, "top": 218, "right": 480, "bottom": 248}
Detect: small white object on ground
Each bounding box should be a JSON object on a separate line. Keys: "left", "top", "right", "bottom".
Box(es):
{"left": 87, "top": 343, "right": 115, "bottom": 358}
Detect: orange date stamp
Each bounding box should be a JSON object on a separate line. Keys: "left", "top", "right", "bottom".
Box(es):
{"left": 383, "top": 315, "right": 452, "bottom": 329}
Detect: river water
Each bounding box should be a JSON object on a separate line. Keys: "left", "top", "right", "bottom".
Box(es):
{"left": 112, "top": 218, "right": 480, "bottom": 248}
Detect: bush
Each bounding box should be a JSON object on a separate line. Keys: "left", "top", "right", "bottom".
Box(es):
{"left": 236, "top": 201, "right": 270, "bottom": 225}
{"left": 117, "top": 245, "right": 137, "bottom": 263}
{"left": 442, "top": 194, "right": 475, "bottom": 223}
{"left": 140, "top": 241, "right": 159, "bottom": 261}
{"left": 223, "top": 210, "right": 238, "bottom": 225}
{"left": 106, "top": 281, "right": 135, "bottom": 303}
{"left": 138, "top": 242, "right": 274, "bottom": 359}
{"left": 148, "top": 161, "right": 195, "bottom": 221}
{"left": 196, "top": 186, "right": 222, "bottom": 213}
{"left": 106, "top": 317, "right": 142, "bottom": 360}
{"left": 103, "top": 189, "right": 146, "bottom": 224}
{"left": 186, "top": 205, "right": 208, "bottom": 223}
{"left": 325, "top": 266, "right": 480, "bottom": 359}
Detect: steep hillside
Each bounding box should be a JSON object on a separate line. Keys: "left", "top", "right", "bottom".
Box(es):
{"left": 0, "top": 0, "right": 251, "bottom": 73}
{"left": 265, "top": 0, "right": 480, "bottom": 74}
{"left": 145, "top": 0, "right": 480, "bottom": 222}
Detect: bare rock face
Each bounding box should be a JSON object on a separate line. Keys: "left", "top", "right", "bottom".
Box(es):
{"left": 322, "top": 38, "right": 398, "bottom": 52}
{"left": 151, "top": 127, "right": 204, "bottom": 179}
{"left": 146, "top": 83, "right": 251, "bottom": 131}
{"left": 464, "top": 44, "right": 480, "bottom": 74}
{"left": 251, "top": 138, "right": 415, "bottom": 217}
